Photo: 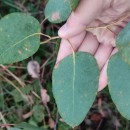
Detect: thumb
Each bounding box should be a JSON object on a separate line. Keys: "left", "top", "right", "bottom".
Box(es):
{"left": 58, "top": 0, "right": 109, "bottom": 38}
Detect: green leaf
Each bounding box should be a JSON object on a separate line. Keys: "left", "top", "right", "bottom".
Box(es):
{"left": 108, "top": 53, "right": 130, "bottom": 120}
{"left": 33, "top": 105, "right": 44, "bottom": 122}
{"left": 116, "top": 22, "right": 130, "bottom": 64}
{"left": 0, "top": 13, "right": 41, "bottom": 64}
{"left": 70, "top": 0, "right": 79, "bottom": 10}
{"left": 52, "top": 52, "right": 99, "bottom": 127}
{"left": 116, "top": 22, "right": 130, "bottom": 49}
{"left": 16, "top": 122, "right": 43, "bottom": 130}
{"left": 11, "top": 85, "right": 33, "bottom": 102}
{"left": 45, "top": 0, "right": 79, "bottom": 23}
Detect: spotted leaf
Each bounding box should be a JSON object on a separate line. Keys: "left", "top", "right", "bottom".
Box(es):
{"left": 0, "top": 13, "right": 41, "bottom": 64}
{"left": 45, "top": 0, "right": 79, "bottom": 23}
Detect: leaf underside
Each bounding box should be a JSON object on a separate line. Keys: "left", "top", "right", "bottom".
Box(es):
{"left": 52, "top": 52, "right": 99, "bottom": 127}
{"left": 0, "top": 13, "right": 41, "bottom": 64}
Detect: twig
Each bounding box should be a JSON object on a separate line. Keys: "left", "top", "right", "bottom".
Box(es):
{"left": 54, "top": 110, "right": 59, "bottom": 130}
{"left": 32, "top": 91, "right": 41, "bottom": 99}
{"left": 0, "top": 64, "right": 25, "bottom": 87}
{"left": 86, "top": 12, "right": 130, "bottom": 31}
{"left": 0, "top": 112, "right": 9, "bottom": 130}
{"left": 41, "top": 17, "right": 48, "bottom": 26}
{"left": 97, "top": 119, "right": 103, "bottom": 130}
{"left": 0, "top": 74, "right": 27, "bottom": 101}
{"left": 40, "top": 54, "right": 54, "bottom": 69}
{"left": 0, "top": 124, "right": 15, "bottom": 127}
{"left": 40, "top": 36, "right": 60, "bottom": 44}
{"left": 5, "top": 65, "right": 26, "bottom": 69}
{"left": 14, "top": 1, "right": 29, "bottom": 13}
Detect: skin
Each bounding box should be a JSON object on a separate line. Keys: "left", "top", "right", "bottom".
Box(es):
{"left": 56, "top": 0, "right": 130, "bottom": 91}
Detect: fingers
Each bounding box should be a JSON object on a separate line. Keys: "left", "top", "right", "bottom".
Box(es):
{"left": 95, "top": 44, "right": 113, "bottom": 69}
{"left": 78, "top": 32, "right": 99, "bottom": 55}
{"left": 56, "top": 31, "right": 86, "bottom": 63}
{"left": 98, "top": 48, "right": 118, "bottom": 91}
{"left": 98, "top": 60, "right": 108, "bottom": 91}
{"left": 58, "top": 0, "right": 107, "bottom": 39}
{"left": 77, "top": 33, "right": 114, "bottom": 91}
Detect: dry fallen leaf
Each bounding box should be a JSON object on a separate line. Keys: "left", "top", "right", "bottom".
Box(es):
{"left": 49, "top": 118, "right": 56, "bottom": 129}
{"left": 27, "top": 61, "right": 40, "bottom": 78}
{"left": 22, "top": 111, "right": 33, "bottom": 119}
{"left": 112, "top": 116, "right": 121, "bottom": 128}
{"left": 41, "top": 88, "right": 50, "bottom": 105}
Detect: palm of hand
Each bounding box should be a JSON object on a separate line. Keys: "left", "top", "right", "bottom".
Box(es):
{"left": 57, "top": 0, "right": 130, "bottom": 91}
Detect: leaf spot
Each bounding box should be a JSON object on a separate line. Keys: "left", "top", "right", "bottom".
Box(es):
{"left": 51, "top": 12, "right": 60, "bottom": 21}
{"left": 18, "top": 50, "right": 22, "bottom": 55}
{"left": 25, "top": 47, "right": 28, "bottom": 51}
{"left": 126, "top": 103, "right": 129, "bottom": 106}
{"left": 119, "top": 91, "right": 122, "bottom": 95}
{"left": 60, "top": 90, "right": 63, "bottom": 93}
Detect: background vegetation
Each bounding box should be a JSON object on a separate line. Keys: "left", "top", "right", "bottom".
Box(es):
{"left": 0, "top": 0, "right": 129, "bottom": 130}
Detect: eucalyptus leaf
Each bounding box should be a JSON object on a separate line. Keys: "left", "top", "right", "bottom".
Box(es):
{"left": 108, "top": 53, "right": 130, "bottom": 120}
{"left": 116, "top": 22, "right": 130, "bottom": 65}
{"left": 0, "top": 13, "right": 41, "bottom": 64}
{"left": 52, "top": 52, "right": 99, "bottom": 127}
{"left": 116, "top": 22, "right": 130, "bottom": 49}
{"left": 45, "top": 0, "right": 79, "bottom": 23}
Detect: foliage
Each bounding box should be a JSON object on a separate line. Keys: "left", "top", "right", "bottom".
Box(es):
{"left": 1, "top": 0, "right": 130, "bottom": 130}
{"left": 107, "top": 23, "right": 130, "bottom": 120}
{"left": 0, "top": 13, "right": 41, "bottom": 64}
{"left": 45, "top": 0, "right": 79, "bottom": 23}
{"left": 53, "top": 52, "right": 99, "bottom": 126}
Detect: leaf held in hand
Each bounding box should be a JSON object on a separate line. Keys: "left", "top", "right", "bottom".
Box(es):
{"left": 0, "top": 13, "right": 41, "bottom": 64}
{"left": 52, "top": 52, "right": 99, "bottom": 127}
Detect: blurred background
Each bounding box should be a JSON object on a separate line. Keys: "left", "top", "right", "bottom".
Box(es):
{"left": 0, "top": 0, "right": 129, "bottom": 130}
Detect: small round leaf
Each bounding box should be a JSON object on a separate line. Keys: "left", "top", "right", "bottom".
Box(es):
{"left": 45, "top": 0, "right": 79, "bottom": 23}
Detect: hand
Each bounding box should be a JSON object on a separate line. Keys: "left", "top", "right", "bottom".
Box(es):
{"left": 56, "top": 0, "right": 130, "bottom": 91}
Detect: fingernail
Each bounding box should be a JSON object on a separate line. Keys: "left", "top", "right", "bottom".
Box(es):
{"left": 58, "top": 24, "right": 67, "bottom": 37}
